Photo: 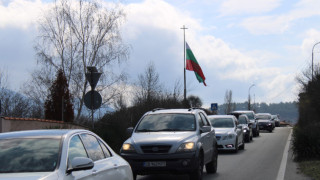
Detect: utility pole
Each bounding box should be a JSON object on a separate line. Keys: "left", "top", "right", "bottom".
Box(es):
{"left": 248, "top": 84, "right": 255, "bottom": 110}
{"left": 181, "top": 25, "right": 188, "bottom": 101}
{"left": 312, "top": 42, "right": 320, "bottom": 81}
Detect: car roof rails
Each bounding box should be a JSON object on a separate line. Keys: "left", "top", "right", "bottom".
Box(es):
{"left": 188, "top": 107, "right": 203, "bottom": 111}
{"left": 152, "top": 108, "right": 165, "bottom": 112}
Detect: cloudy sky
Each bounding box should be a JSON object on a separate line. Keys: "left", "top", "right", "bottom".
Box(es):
{"left": 1, "top": 0, "right": 320, "bottom": 108}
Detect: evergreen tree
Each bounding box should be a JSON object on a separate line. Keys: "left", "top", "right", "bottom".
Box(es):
{"left": 45, "top": 69, "right": 74, "bottom": 122}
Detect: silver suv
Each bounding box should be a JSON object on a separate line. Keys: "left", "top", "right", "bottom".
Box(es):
{"left": 120, "top": 108, "right": 218, "bottom": 180}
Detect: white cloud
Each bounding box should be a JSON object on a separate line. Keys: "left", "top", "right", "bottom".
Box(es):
{"left": 258, "top": 74, "right": 298, "bottom": 103}
{"left": 122, "top": 0, "right": 296, "bottom": 103}
{"left": 0, "top": 0, "right": 46, "bottom": 29}
{"left": 301, "top": 29, "right": 320, "bottom": 58}
{"left": 241, "top": 15, "right": 290, "bottom": 35}
{"left": 240, "top": 0, "right": 320, "bottom": 35}
{"left": 220, "top": 0, "right": 281, "bottom": 16}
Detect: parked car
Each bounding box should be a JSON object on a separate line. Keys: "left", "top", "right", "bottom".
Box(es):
{"left": 0, "top": 129, "right": 133, "bottom": 180}
{"left": 256, "top": 113, "right": 274, "bottom": 132}
{"left": 208, "top": 115, "right": 245, "bottom": 153}
{"left": 120, "top": 108, "right": 218, "bottom": 180}
{"left": 229, "top": 110, "right": 260, "bottom": 137}
{"left": 238, "top": 114, "right": 253, "bottom": 142}
{"left": 272, "top": 114, "right": 280, "bottom": 127}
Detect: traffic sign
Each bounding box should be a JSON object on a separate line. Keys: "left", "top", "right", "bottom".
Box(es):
{"left": 85, "top": 72, "right": 102, "bottom": 90}
{"left": 84, "top": 90, "right": 102, "bottom": 110}
{"left": 211, "top": 103, "right": 218, "bottom": 111}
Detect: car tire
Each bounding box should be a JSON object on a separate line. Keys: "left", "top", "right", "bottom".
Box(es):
{"left": 239, "top": 139, "right": 245, "bottom": 150}
{"left": 190, "top": 153, "right": 204, "bottom": 180}
{"left": 245, "top": 134, "right": 250, "bottom": 142}
{"left": 206, "top": 145, "right": 218, "bottom": 174}
{"left": 133, "top": 172, "right": 137, "bottom": 180}
{"left": 233, "top": 139, "right": 238, "bottom": 153}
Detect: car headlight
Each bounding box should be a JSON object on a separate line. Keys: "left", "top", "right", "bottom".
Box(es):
{"left": 121, "top": 143, "right": 136, "bottom": 153}
{"left": 243, "top": 129, "right": 247, "bottom": 133}
{"left": 177, "top": 142, "right": 195, "bottom": 152}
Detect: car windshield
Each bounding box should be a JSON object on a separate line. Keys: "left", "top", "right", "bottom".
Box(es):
{"left": 244, "top": 112, "right": 254, "bottom": 120}
{"left": 0, "top": 138, "right": 61, "bottom": 173}
{"left": 210, "top": 118, "right": 234, "bottom": 128}
{"left": 136, "top": 113, "right": 196, "bottom": 132}
{"left": 238, "top": 116, "right": 247, "bottom": 124}
{"left": 256, "top": 115, "right": 271, "bottom": 120}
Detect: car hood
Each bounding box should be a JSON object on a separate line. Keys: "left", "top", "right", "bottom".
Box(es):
{"left": 214, "top": 128, "right": 234, "bottom": 135}
{"left": 0, "top": 172, "right": 57, "bottom": 180}
{"left": 130, "top": 131, "right": 197, "bottom": 145}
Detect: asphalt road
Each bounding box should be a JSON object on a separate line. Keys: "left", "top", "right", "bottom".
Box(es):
{"left": 136, "top": 127, "right": 292, "bottom": 180}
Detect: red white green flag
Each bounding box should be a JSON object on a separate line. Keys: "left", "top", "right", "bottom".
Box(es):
{"left": 186, "top": 42, "right": 207, "bottom": 86}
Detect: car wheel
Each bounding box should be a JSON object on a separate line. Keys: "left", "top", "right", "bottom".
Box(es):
{"left": 206, "top": 145, "right": 218, "bottom": 174}
{"left": 239, "top": 139, "right": 245, "bottom": 150}
{"left": 269, "top": 129, "right": 272, "bottom": 133}
{"left": 133, "top": 172, "right": 137, "bottom": 180}
{"left": 245, "top": 134, "right": 250, "bottom": 142}
{"left": 233, "top": 139, "right": 238, "bottom": 153}
{"left": 190, "top": 153, "right": 204, "bottom": 180}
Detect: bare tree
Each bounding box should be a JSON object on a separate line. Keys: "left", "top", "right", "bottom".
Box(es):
{"left": 224, "top": 89, "right": 235, "bottom": 114}
{"left": 25, "top": 0, "right": 129, "bottom": 121}
{"left": 134, "top": 62, "right": 162, "bottom": 105}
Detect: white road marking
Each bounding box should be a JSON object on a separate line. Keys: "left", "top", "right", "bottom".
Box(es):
{"left": 276, "top": 128, "right": 292, "bottom": 180}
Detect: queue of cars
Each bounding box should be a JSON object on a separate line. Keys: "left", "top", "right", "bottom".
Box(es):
{"left": 0, "top": 108, "right": 281, "bottom": 180}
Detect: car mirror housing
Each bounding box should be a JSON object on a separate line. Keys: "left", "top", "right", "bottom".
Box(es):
{"left": 126, "top": 127, "right": 134, "bottom": 135}
{"left": 67, "top": 157, "right": 94, "bottom": 173}
{"left": 201, "top": 126, "right": 211, "bottom": 133}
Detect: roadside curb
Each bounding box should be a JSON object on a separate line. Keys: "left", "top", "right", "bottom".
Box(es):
{"left": 284, "top": 128, "right": 312, "bottom": 180}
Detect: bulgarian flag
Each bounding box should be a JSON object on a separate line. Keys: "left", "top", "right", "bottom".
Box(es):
{"left": 186, "top": 42, "right": 207, "bottom": 86}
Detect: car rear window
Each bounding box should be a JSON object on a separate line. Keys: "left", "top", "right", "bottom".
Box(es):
{"left": 136, "top": 113, "right": 196, "bottom": 132}
{"left": 209, "top": 118, "right": 234, "bottom": 128}
{"left": 0, "top": 138, "right": 61, "bottom": 173}
{"left": 256, "top": 115, "right": 271, "bottom": 120}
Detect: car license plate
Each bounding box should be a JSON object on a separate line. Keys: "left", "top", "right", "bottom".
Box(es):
{"left": 143, "top": 161, "right": 166, "bottom": 167}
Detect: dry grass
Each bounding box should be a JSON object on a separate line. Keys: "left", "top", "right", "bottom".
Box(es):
{"left": 299, "top": 160, "right": 320, "bottom": 180}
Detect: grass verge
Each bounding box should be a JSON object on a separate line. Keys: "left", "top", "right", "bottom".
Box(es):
{"left": 298, "top": 160, "right": 320, "bottom": 180}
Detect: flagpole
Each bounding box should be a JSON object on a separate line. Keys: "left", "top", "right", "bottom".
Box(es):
{"left": 181, "top": 25, "right": 188, "bottom": 102}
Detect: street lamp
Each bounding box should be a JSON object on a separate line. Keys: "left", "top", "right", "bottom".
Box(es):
{"left": 312, "top": 42, "right": 320, "bottom": 81}
{"left": 248, "top": 84, "right": 255, "bottom": 110}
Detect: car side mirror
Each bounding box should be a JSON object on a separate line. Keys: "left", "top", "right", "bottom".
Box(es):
{"left": 126, "top": 127, "right": 134, "bottom": 135}
{"left": 201, "top": 126, "right": 211, "bottom": 133}
{"left": 67, "top": 157, "right": 94, "bottom": 173}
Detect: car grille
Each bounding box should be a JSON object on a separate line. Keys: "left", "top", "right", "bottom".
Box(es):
{"left": 140, "top": 145, "right": 172, "bottom": 154}
{"left": 258, "top": 122, "right": 269, "bottom": 125}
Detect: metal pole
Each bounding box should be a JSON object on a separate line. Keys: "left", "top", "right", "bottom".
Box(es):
{"left": 181, "top": 25, "right": 188, "bottom": 102}
{"left": 248, "top": 84, "right": 255, "bottom": 110}
{"left": 312, "top": 42, "right": 320, "bottom": 81}
{"left": 91, "top": 72, "right": 94, "bottom": 130}
{"left": 61, "top": 95, "right": 64, "bottom": 122}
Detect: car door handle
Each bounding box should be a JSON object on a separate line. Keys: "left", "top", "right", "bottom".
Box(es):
{"left": 113, "top": 164, "right": 118, "bottom": 169}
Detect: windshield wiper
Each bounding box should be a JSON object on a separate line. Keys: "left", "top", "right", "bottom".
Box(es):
{"left": 136, "top": 129, "right": 152, "bottom": 132}
{"left": 157, "top": 128, "right": 182, "bottom": 131}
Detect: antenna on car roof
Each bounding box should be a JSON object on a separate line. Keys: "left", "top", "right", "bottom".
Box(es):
{"left": 152, "top": 108, "right": 165, "bottom": 112}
